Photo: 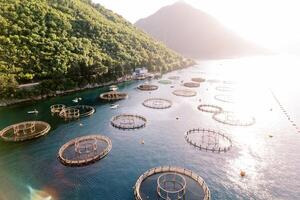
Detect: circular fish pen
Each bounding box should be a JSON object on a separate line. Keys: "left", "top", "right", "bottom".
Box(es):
{"left": 143, "top": 98, "right": 172, "bottom": 109}
{"left": 0, "top": 121, "right": 51, "bottom": 142}
{"left": 173, "top": 89, "right": 197, "bottom": 97}
{"left": 99, "top": 91, "right": 128, "bottom": 101}
{"left": 215, "top": 86, "right": 235, "bottom": 92}
{"left": 59, "top": 107, "right": 80, "bottom": 120}
{"left": 134, "top": 166, "right": 211, "bottom": 200}
{"left": 158, "top": 80, "right": 172, "bottom": 85}
{"left": 197, "top": 104, "right": 223, "bottom": 114}
{"left": 183, "top": 82, "right": 200, "bottom": 88}
{"left": 58, "top": 105, "right": 95, "bottom": 120}
{"left": 168, "top": 76, "right": 180, "bottom": 80}
{"left": 214, "top": 94, "right": 235, "bottom": 103}
{"left": 137, "top": 84, "right": 158, "bottom": 91}
{"left": 213, "top": 111, "right": 255, "bottom": 126}
{"left": 58, "top": 135, "right": 112, "bottom": 167}
{"left": 111, "top": 114, "right": 147, "bottom": 130}
{"left": 191, "top": 77, "right": 205, "bottom": 83}
{"left": 184, "top": 128, "right": 232, "bottom": 152}
{"left": 50, "top": 104, "right": 66, "bottom": 115}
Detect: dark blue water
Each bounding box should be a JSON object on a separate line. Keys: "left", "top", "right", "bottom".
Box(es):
{"left": 0, "top": 56, "right": 299, "bottom": 200}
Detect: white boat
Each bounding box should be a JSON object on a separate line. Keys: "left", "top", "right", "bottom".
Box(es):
{"left": 27, "top": 109, "right": 38, "bottom": 114}
{"left": 110, "top": 104, "right": 119, "bottom": 109}
{"left": 72, "top": 97, "right": 82, "bottom": 103}
{"left": 109, "top": 85, "right": 118, "bottom": 91}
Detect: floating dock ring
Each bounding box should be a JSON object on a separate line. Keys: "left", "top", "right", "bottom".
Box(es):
{"left": 99, "top": 91, "right": 128, "bottom": 101}
{"left": 157, "top": 173, "right": 186, "bottom": 200}
{"left": 173, "top": 89, "right": 197, "bottom": 97}
{"left": 133, "top": 166, "right": 211, "bottom": 200}
{"left": 137, "top": 84, "right": 158, "bottom": 91}
{"left": 142, "top": 98, "right": 172, "bottom": 109}
{"left": 185, "top": 128, "right": 232, "bottom": 153}
{"left": 212, "top": 111, "right": 255, "bottom": 126}
{"left": 0, "top": 121, "right": 51, "bottom": 142}
{"left": 158, "top": 80, "right": 172, "bottom": 84}
{"left": 168, "top": 76, "right": 180, "bottom": 80}
{"left": 70, "top": 105, "right": 95, "bottom": 118}
{"left": 191, "top": 77, "right": 205, "bottom": 83}
{"left": 111, "top": 114, "right": 147, "bottom": 130}
{"left": 215, "top": 86, "right": 235, "bottom": 92}
{"left": 59, "top": 107, "right": 80, "bottom": 120}
{"left": 50, "top": 104, "right": 66, "bottom": 115}
{"left": 58, "top": 135, "right": 112, "bottom": 167}
{"left": 214, "top": 94, "right": 235, "bottom": 103}
{"left": 197, "top": 104, "right": 223, "bottom": 114}
{"left": 183, "top": 82, "right": 200, "bottom": 88}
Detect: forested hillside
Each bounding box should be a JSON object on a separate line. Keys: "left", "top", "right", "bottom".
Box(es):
{"left": 0, "top": 0, "right": 192, "bottom": 99}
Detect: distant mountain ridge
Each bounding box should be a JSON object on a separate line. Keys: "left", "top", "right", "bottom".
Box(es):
{"left": 135, "top": 2, "right": 268, "bottom": 59}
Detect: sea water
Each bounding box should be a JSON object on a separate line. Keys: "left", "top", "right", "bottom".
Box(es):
{"left": 0, "top": 55, "right": 299, "bottom": 200}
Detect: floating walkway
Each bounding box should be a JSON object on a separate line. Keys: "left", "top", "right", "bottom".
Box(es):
{"left": 52, "top": 105, "right": 95, "bottom": 120}
{"left": 183, "top": 82, "right": 200, "bottom": 88}
{"left": 143, "top": 98, "right": 172, "bottom": 109}
{"left": 0, "top": 121, "right": 51, "bottom": 142}
{"left": 111, "top": 114, "right": 147, "bottom": 130}
{"left": 99, "top": 91, "right": 128, "bottom": 101}
{"left": 134, "top": 166, "right": 211, "bottom": 200}
{"left": 213, "top": 111, "right": 255, "bottom": 126}
{"left": 191, "top": 77, "right": 206, "bottom": 83}
{"left": 58, "top": 135, "right": 112, "bottom": 167}
{"left": 173, "top": 89, "right": 197, "bottom": 97}
{"left": 197, "top": 104, "right": 223, "bottom": 114}
{"left": 185, "top": 128, "right": 232, "bottom": 153}
{"left": 137, "top": 84, "right": 158, "bottom": 91}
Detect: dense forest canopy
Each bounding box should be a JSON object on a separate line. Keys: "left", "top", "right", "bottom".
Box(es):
{"left": 0, "top": 0, "right": 193, "bottom": 99}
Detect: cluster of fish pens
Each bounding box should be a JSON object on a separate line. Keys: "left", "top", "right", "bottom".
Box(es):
{"left": 0, "top": 70, "right": 261, "bottom": 200}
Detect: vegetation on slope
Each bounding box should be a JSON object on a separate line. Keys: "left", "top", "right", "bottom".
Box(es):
{"left": 0, "top": 0, "right": 193, "bottom": 99}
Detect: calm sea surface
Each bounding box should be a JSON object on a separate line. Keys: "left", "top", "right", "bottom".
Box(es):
{"left": 0, "top": 55, "right": 299, "bottom": 200}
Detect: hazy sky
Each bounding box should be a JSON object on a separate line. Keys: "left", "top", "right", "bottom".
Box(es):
{"left": 94, "top": 0, "right": 300, "bottom": 54}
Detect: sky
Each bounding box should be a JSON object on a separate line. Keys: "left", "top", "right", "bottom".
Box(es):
{"left": 93, "top": 0, "right": 300, "bottom": 54}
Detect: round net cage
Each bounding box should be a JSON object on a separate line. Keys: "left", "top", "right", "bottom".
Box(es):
{"left": 197, "top": 104, "right": 223, "bottom": 114}
{"left": 59, "top": 107, "right": 80, "bottom": 120}
{"left": 173, "top": 89, "right": 197, "bottom": 97}
{"left": 134, "top": 166, "right": 211, "bottom": 200}
{"left": 215, "top": 86, "right": 235, "bottom": 92}
{"left": 58, "top": 135, "right": 112, "bottom": 167}
{"left": 111, "top": 114, "right": 147, "bottom": 130}
{"left": 158, "top": 80, "right": 172, "bottom": 85}
{"left": 50, "top": 104, "right": 66, "bottom": 115}
{"left": 184, "top": 128, "right": 232, "bottom": 152}
{"left": 191, "top": 77, "right": 205, "bottom": 83}
{"left": 0, "top": 121, "right": 51, "bottom": 142}
{"left": 71, "top": 105, "right": 95, "bottom": 117}
{"left": 143, "top": 98, "right": 172, "bottom": 109}
{"left": 214, "top": 94, "right": 235, "bottom": 103}
{"left": 168, "top": 76, "right": 180, "bottom": 80}
{"left": 99, "top": 91, "right": 128, "bottom": 101}
{"left": 157, "top": 173, "right": 186, "bottom": 200}
{"left": 183, "top": 82, "right": 200, "bottom": 88}
{"left": 212, "top": 111, "right": 255, "bottom": 126}
{"left": 137, "top": 84, "right": 159, "bottom": 91}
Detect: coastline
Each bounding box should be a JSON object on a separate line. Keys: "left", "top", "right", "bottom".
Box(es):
{"left": 0, "top": 79, "right": 127, "bottom": 107}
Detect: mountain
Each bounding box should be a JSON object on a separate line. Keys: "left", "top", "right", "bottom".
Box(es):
{"left": 135, "top": 2, "right": 268, "bottom": 59}
{"left": 0, "top": 0, "right": 192, "bottom": 99}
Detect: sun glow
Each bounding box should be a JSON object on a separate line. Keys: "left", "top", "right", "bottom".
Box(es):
{"left": 95, "top": 0, "right": 300, "bottom": 53}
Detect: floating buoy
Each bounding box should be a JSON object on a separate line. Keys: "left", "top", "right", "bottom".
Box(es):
{"left": 268, "top": 135, "right": 273, "bottom": 138}
{"left": 141, "top": 140, "right": 145, "bottom": 144}
{"left": 79, "top": 123, "right": 83, "bottom": 127}
{"left": 176, "top": 117, "right": 179, "bottom": 120}
{"left": 240, "top": 170, "right": 246, "bottom": 177}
